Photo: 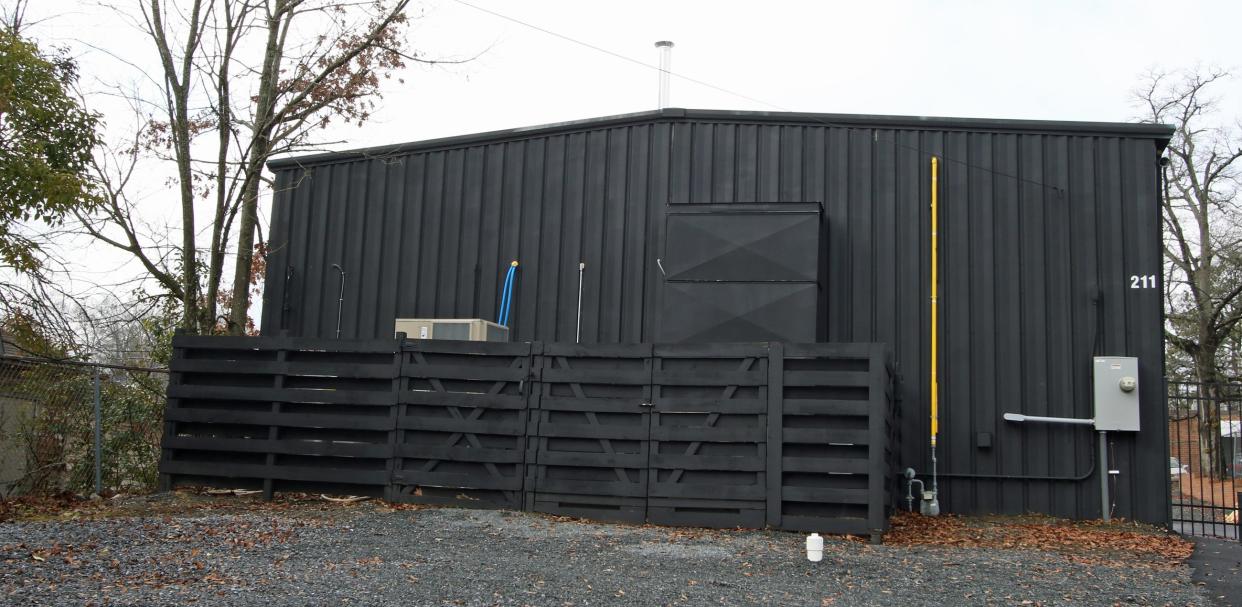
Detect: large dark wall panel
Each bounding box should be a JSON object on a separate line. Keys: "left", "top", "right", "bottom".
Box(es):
{"left": 659, "top": 203, "right": 823, "bottom": 343}
{"left": 659, "top": 282, "right": 818, "bottom": 343}
{"left": 262, "top": 109, "right": 1170, "bottom": 524}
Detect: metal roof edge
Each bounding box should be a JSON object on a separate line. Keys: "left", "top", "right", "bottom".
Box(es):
{"left": 681, "top": 108, "right": 1176, "bottom": 139}
{"left": 267, "top": 108, "right": 1174, "bottom": 170}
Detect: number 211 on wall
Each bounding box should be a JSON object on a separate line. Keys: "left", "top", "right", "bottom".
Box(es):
{"left": 1130, "top": 274, "right": 1157, "bottom": 289}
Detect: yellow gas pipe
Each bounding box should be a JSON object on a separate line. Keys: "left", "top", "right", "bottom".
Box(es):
{"left": 929, "top": 156, "right": 941, "bottom": 513}
{"left": 931, "top": 156, "right": 939, "bottom": 449}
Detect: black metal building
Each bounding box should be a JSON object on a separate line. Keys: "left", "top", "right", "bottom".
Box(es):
{"left": 262, "top": 108, "right": 1173, "bottom": 524}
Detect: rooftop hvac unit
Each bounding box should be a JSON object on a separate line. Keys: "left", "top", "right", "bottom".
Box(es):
{"left": 394, "top": 318, "right": 509, "bottom": 342}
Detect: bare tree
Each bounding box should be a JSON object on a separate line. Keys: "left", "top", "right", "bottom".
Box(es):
{"left": 76, "top": 105, "right": 185, "bottom": 308}
{"left": 141, "top": 0, "right": 208, "bottom": 331}
{"left": 83, "top": 0, "right": 429, "bottom": 334}
{"left": 221, "top": 0, "right": 415, "bottom": 335}
{"left": 1139, "top": 67, "right": 1242, "bottom": 477}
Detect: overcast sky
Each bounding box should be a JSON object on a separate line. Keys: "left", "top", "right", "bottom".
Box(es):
{"left": 18, "top": 0, "right": 1242, "bottom": 321}
{"left": 34, "top": 0, "right": 1242, "bottom": 151}
{"left": 323, "top": 0, "right": 1242, "bottom": 148}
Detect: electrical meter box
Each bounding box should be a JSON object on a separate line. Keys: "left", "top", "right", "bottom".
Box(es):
{"left": 1093, "top": 357, "right": 1140, "bottom": 431}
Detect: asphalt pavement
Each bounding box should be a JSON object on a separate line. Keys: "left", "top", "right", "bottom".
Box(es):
{"left": 1189, "top": 535, "right": 1242, "bottom": 607}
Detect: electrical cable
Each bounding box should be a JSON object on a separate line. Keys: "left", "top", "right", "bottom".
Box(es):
{"left": 452, "top": 0, "right": 1070, "bottom": 197}
{"left": 937, "top": 442, "right": 1096, "bottom": 481}
{"left": 1108, "top": 436, "right": 1118, "bottom": 518}
{"left": 452, "top": 0, "right": 781, "bottom": 112}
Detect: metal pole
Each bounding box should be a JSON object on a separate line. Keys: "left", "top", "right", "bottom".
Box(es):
{"left": 655, "top": 41, "right": 674, "bottom": 109}
{"left": 1099, "top": 430, "right": 1110, "bottom": 522}
{"left": 92, "top": 366, "right": 102, "bottom": 496}
{"left": 331, "top": 264, "right": 345, "bottom": 339}
{"left": 1003, "top": 412, "right": 1095, "bottom": 425}
{"left": 575, "top": 262, "right": 585, "bottom": 343}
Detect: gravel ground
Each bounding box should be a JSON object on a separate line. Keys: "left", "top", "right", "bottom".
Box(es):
{"left": 0, "top": 502, "right": 1207, "bottom": 606}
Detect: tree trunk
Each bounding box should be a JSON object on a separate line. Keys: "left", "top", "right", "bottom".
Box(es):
{"left": 225, "top": 5, "right": 284, "bottom": 335}
{"left": 1196, "top": 360, "right": 1224, "bottom": 479}
{"left": 147, "top": 0, "right": 204, "bottom": 334}
{"left": 176, "top": 123, "right": 199, "bottom": 333}
{"left": 227, "top": 171, "right": 262, "bottom": 334}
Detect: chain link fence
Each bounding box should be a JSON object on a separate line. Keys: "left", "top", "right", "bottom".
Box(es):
{"left": 0, "top": 355, "right": 167, "bottom": 498}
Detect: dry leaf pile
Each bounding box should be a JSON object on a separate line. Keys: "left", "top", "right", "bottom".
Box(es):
{"left": 885, "top": 512, "right": 1194, "bottom": 568}
{"left": 0, "top": 492, "right": 106, "bottom": 523}
{"left": 0, "top": 488, "right": 407, "bottom": 523}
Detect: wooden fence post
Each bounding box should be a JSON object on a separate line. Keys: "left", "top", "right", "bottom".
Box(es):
{"left": 384, "top": 333, "right": 407, "bottom": 502}
{"left": 523, "top": 342, "right": 543, "bottom": 512}
{"left": 867, "top": 344, "right": 888, "bottom": 544}
{"left": 261, "top": 330, "right": 290, "bottom": 500}
{"left": 766, "top": 341, "right": 784, "bottom": 529}
{"left": 157, "top": 329, "right": 187, "bottom": 492}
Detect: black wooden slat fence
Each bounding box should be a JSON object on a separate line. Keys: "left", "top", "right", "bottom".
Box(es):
{"left": 162, "top": 335, "right": 400, "bottom": 498}
{"left": 527, "top": 342, "right": 653, "bottom": 523}
{"left": 392, "top": 340, "right": 532, "bottom": 510}
{"left": 648, "top": 343, "right": 769, "bottom": 528}
{"left": 778, "top": 343, "right": 897, "bottom": 533}
{"left": 160, "top": 335, "right": 896, "bottom": 538}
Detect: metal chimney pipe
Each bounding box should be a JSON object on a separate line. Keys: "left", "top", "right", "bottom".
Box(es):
{"left": 655, "top": 40, "right": 674, "bottom": 109}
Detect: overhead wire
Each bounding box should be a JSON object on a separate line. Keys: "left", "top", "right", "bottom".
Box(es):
{"left": 452, "top": 0, "right": 784, "bottom": 112}
{"left": 452, "top": 0, "right": 1070, "bottom": 197}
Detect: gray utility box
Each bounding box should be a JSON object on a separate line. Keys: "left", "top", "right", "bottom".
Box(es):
{"left": 394, "top": 318, "right": 509, "bottom": 342}
{"left": 1093, "top": 357, "right": 1140, "bottom": 431}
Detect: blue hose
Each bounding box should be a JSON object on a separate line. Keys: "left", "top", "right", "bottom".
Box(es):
{"left": 496, "top": 263, "right": 511, "bottom": 325}
{"left": 498, "top": 273, "right": 510, "bottom": 325}
{"left": 498, "top": 271, "right": 509, "bottom": 320}
{"left": 498, "top": 262, "right": 518, "bottom": 326}
{"left": 498, "top": 271, "right": 512, "bottom": 325}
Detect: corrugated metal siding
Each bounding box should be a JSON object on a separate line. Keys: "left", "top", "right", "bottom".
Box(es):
{"left": 262, "top": 115, "right": 1169, "bottom": 524}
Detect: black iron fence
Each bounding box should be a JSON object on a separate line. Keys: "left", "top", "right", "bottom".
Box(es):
{"left": 1169, "top": 380, "right": 1242, "bottom": 540}
{"left": 159, "top": 335, "right": 897, "bottom": 538}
